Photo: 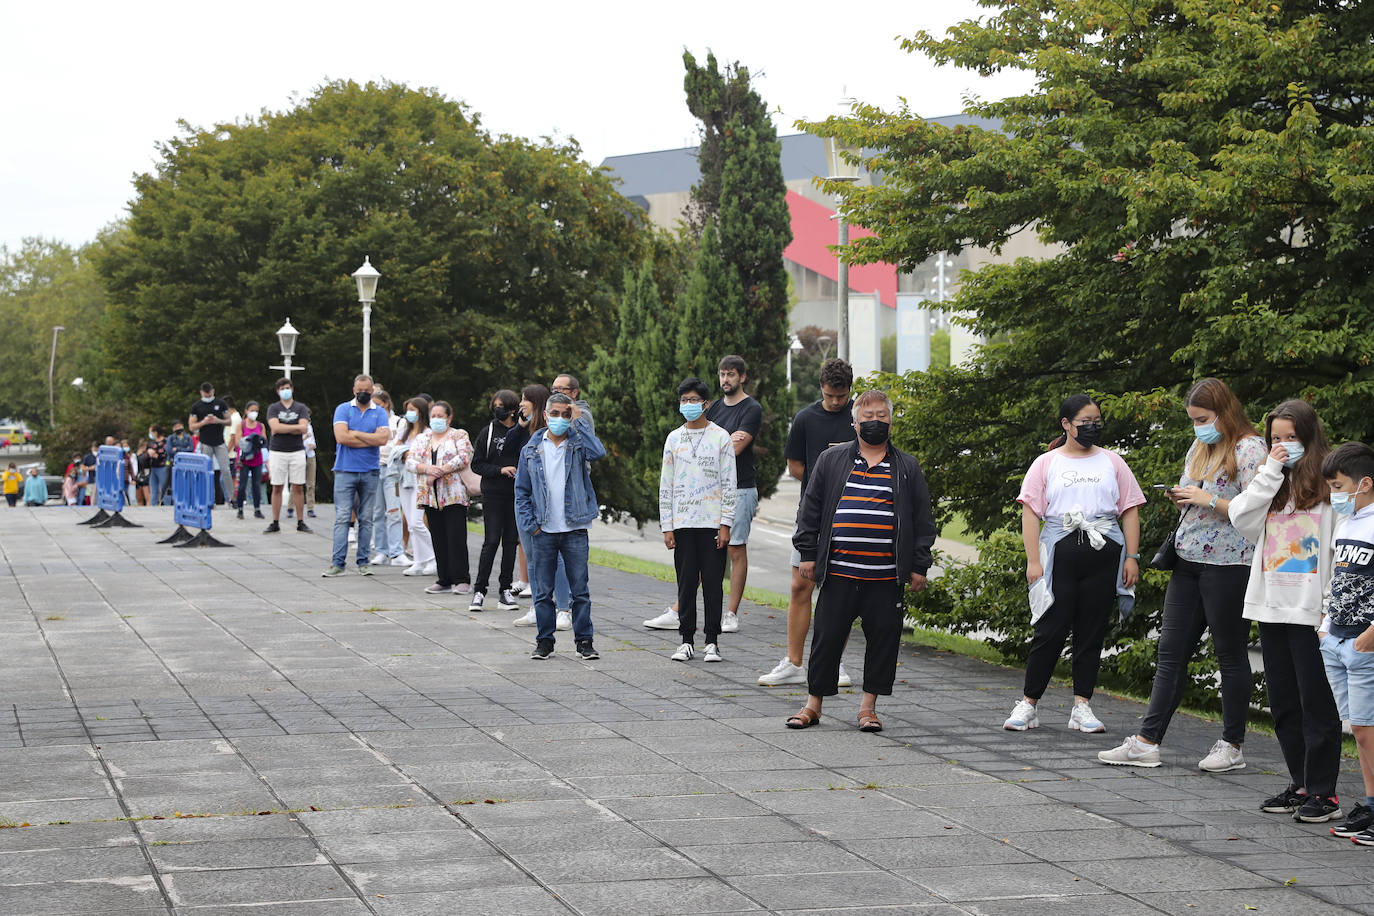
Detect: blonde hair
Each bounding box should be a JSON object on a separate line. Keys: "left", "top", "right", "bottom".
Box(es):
{"left": 1184, "top": 378, "right": 1259, "bottom": 482}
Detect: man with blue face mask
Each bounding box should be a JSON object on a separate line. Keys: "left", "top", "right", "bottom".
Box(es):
{"left": 264, "top": 378, "right": 312, "bottom": 533}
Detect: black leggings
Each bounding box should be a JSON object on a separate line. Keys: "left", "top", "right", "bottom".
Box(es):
{"left": 475, "top": 491, "right": 518, "bottom": 594}
{"left": 1260, "top": 622, "right": 1342, "bottom": 796}
{"left": 674, "top": 528, "right": 726, "bottom": 645}
{"left": 1023, "top": 537, "right": 1121, "bottom": 701}
{"left": 425, "top": 504, "right": 469, "bottom": 587}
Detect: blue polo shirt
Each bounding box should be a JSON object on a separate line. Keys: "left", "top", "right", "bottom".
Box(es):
{"left": 332, "top": 401, "right": 389, "bottom": 472}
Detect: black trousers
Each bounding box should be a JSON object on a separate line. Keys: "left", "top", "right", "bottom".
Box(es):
{"left": 1260, "top": 622, "right": 1343, "bottom": 796}
{"left": 1140, "top": 559, "right": 1252, "bottom": 745}
{"left": 807, "top": 577, "right": 904, "bottom": 697}
{"left": 1023, "top": 537, "right": 1121, "bottom": 701}
{"left": 424, "top": 504, "right": 469, "bottom": 588}
{"left": 674, "top": 528, "right": 726, "bottom": 645}
{"left": 475, "top": 491, "right": 518, "bottom": 594}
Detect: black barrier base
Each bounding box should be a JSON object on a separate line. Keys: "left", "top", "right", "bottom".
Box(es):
{"left": 92, "top": 511, "right": 142, "bottom": 529}
{"left": 157, "top": 525, "right": 194, "bottom": 545}
{"left": 78, "top": 509, "right": 110, "bottom": 526}
{"left": 173, "top": 529, "right": 231, "bottom": 549}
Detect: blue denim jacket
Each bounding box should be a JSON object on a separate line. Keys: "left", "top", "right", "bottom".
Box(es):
{"left": 514, "top": 414, "right": 605, "bottom": 533}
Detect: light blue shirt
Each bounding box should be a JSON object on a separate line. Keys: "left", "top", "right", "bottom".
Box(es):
{"left": 540, "top": 433, "right": 571, "bottom": 533}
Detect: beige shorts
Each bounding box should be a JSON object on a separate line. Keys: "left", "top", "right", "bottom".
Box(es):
{"left": 270, "top": 450, "right": 306, "bottom": 486}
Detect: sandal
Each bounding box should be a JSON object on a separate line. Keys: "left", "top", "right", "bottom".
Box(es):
{"left": 858, "top": 710, "right": 883, "bottom": 733}
{"left": 785, "top": 707, "right": 821, "bottom": 729}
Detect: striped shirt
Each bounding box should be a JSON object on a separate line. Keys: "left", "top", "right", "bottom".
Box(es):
{"left": 829, "top": 452, "right": 897, "bottom": 581}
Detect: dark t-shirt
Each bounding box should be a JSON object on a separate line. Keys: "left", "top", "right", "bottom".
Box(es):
{"left": 706, "top": 395, "right": 764, "bottom": 489}
{"left": 146, "top": 439, "right": 166, "bottom": 469}
{"left": 265, "top": 400, "right": 311, "bottom": 452}
{"left": 784, "top": 399, "right": 856, "bottom": 495}
{"left": 189, "top": 398, "right": 230, "bottom": 446}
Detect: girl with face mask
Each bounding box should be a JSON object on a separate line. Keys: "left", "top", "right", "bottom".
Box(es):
{"left": 468, "top": 389, "right": 530, "bottom": 613}
{"left": 235, "top": 401, "right": 267, "bottom": 519}
{"left": 391, "top": 398, "right": 435, "bottom": 577}
{"left": 1006, "top": 395, "right": 1145, "bottom": 736}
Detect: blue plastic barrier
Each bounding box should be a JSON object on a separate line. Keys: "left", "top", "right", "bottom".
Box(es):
{"left": 83, "top": 446, "right": 140, "bottom": 528}
{"left": 162, "top": 452, "right": 229, "bottom": 547}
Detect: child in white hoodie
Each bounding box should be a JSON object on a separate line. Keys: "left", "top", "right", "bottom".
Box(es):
{"left": 1228, "top": 400, "right": 1344, "bottom": 825}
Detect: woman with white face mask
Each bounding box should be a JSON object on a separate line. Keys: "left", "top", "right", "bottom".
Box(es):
{"left": 235, "top": 401, "right": 267, "bottom": 519}
{"left": 405, "top": 400, "right": 474, "bottom": 595}
{"left": 391, "top": 398, "right": 436, "bottom": 577}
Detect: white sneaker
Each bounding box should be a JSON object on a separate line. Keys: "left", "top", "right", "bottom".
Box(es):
{"left": 1068, "top": 701, "right": 1106, "bottom": 733}
{"left": 421, "top": 561, "right": 437, "bottom": 575}
{"left": 469, "top": 591, "right": 485, "bottom": 611}
{"left": 511, "top": 580, "right": 531, "bottom": 597}
{"left": 837, "top": 664, "right": 853, "bottom": 688}
{"left": 758, "top": 658, "right": 806, "bottom": 687}
{"left": 389, "top": 555, "right": 411, "bottom": 567}
{"left": 1199, "top": 739, "right": 1246, "bottom": 773}
{"left": 556, "top": 609, "right": 572, "bottom": 631}
{"left": 348, "top": 528, "right": 357, "bottom": 544}
{"left": 1098, "top": 735, "right": 1162, "bottom": 767}
{"left": 370, "top": 552, "right": 387, "bottom": 565}
{"left": 720, "top": 612, "right": 739, "bottom": 632}
{"left": 1003, "top": 700, "right": 1040, "bottom": 731}
{"left": 403, "top": 564, "right": 426, "bottom": 576}
{"left": 643, "top": 607, "right": 680, "bottom": 629}
{"left": 497, "top": 589, "right": 520, "bottom": 611}
{"left": 670, "top": 643, "right": 694, "bottom": 662}
{"left": 702, "top": 643, "right": 723, "bottom": 663}
{"left": 512, "top": 608, "right": 537, "bottom": 627}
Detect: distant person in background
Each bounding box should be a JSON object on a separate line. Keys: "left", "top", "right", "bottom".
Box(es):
{"left": 163, "top": 423, "right": 193, "bottom": 505}
{"left": 235, "top": 401, "right": 267, "bottom": 519}
{"left": 302, "top": 421, "right": 318, "bottom": 518}
{"left": 62, "top": 466, "right": 79, "bottom": 506}
{"left": 80, "top": 443, "right": 97, "bottom": 505}
{"left": 2, "top": 462, "right": 21, "bottom": 507}
{"left": 222, "top": 395, "right": 242, "bottom": 486}
{"left": 189, "top": 382, "right": 233, "bottom": 505}
{"left": 133, "top": 441, "right": 151, "bottom": 506}
{"left": 24, "top": 467, "right": 47, "bottom": 506}
{"left": 146, "top": 426, "right": 168, "bottom": 507}
{"left": 392, "top": 397, "right": 435, "bottom": 577}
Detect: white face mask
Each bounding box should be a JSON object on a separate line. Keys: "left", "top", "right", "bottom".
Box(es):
{"left": 247, "top": 411, "right": 259, "bottom": 421}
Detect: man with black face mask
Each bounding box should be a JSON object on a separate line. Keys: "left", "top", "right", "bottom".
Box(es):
{"left": 323, "top": 374, "right": 391, "bottom": 577}
{"left": 470, "top": 389, "right": 530, "bottom": 611}
{"left": 786, "top": 389, "right": 936, "bottom": 734}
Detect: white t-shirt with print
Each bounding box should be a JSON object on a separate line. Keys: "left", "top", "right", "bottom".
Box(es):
{"left": 1018, "top": 448, "right": 1145, "bottom": 520}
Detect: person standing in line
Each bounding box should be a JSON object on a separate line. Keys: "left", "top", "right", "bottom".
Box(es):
{"left": 146, "top": 426, "right": 168, "bottom": 507}
{"left": 516, "top": 392, "right": 606, "bottom": 660}
{"left": 301, "top": 421, "right": 318, "bottom": 519}
{"left": 162, "top": 423, "right": 193, "bottom": 505}
{"left": 263, "top": 378, "right": 312, "bottom": 534}
{"left": 785, "top": 389, "right": 936, "bottom": 732}
{"left": 132, "top": 440, "right": 152, "bottom": 506}
{"left": 324, "top": 375, "right": 390, "bottom": 577}
{"left": 188, "top": 383, "right": 233, "bottom": 505}
{"left": 368, "top": 391, "right": 407, "bottom": 566}
{"left": 1226, "top": 400, "right": 1344, "bottom": 824}
{"left": 24, "top": 466, "right": 47, "bottom": 506}
{"left": 62, "top": 465, "right": 79, "bottom": 506}
{"left": 222, "top": 395, "right": 242, "bottom": 499}
{"left": 756, "top": 358, "right": 857, "bottom": 688}
{"left": 235, "top": 401, "right": 268, "bottom": 520}
{"left": 548, "top": 373, "right": 594, "bottom": 630}
{"left": 660, "top": 377, "right": 737, "bottom": 663}
{"left": 1003, "top": 395, "right": 1144, "bottom": 733}
{"left": 2, "top": 462, "right": 21, "bottom": 507}
{"left": 512, "top": 385, "right": 553, "bottom": 628}
{"left": 392, "top": 398, "right": 436, "bottom": 577}
{"left": 406, "top": 401, "right": 475, "bottom": 595}
{"left": 79, "top": 443, "right": 97, "bottom": 505}
{"left": 470, "top": 389, "right": 529, "bottom": 612}
{"left": 1099, "top": 377, "right": 1266, "bottom": 771}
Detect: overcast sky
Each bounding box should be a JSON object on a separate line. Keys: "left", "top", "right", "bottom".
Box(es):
{"left": 2, "top": 0, "right": 1035, "bottom": 253}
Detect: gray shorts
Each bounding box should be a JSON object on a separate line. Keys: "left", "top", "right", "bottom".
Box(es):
{"left": 729, "top": 487, "right": 759, "bottom": 546}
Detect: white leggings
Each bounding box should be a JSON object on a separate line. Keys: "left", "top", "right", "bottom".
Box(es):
{"left": 401, "top": 485, "right": 434, "bottom": 566}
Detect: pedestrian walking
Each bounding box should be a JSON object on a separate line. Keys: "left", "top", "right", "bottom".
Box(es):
{"left": 470, "top": 389, "right": 529, "bottom": 612}
{"left": 324, "top": 375, "right": 390, "bottom": 577}
{"left": 406, "top": 401, "right": 474, "bottom": 595}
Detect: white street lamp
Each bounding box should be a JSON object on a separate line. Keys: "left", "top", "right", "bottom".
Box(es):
{"left": 352, "top": 256, "right": 381, "bottom": 377}
{"left": 48, "top": 325, "right": 64, "bottom": 427}
{"left": 269, "top": 318, "right": 304, "bottom": 380}
{"left": 786, "top": 334, "right": 804, "bottom": 389}
{"left": 823, "top": 136, "right": 861, "bottom": 362}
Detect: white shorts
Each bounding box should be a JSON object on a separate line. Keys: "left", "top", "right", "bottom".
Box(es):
{"left": 270, "top": 450, "right": 306, "bottom": 486}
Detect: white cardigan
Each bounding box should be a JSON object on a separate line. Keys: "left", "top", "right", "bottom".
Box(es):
{"left": 1227, "top": 456, "right": 1334, "bottom": 627}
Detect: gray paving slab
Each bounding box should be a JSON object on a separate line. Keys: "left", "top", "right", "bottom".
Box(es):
{"left": 2, "top": 505, "right": 1371, "bottom": 912}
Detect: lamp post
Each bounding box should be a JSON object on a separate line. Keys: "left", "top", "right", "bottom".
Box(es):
{"left": 352, "top": 256, "right": 380, "bottom": 376}
{"left": 786, "top": 334, "right": 804, "bottom": 389}
{"left": 824, "top": 137, "right": 861, "bottom": 362}
{"left": 269, "top": 318, "right": 303, "bottom": 380}
{"left": 48, "top": 325, "right": 64, "bottom": 427}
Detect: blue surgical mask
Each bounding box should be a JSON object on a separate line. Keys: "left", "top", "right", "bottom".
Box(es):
{"left": 279, "top": 389, "right": 292, "bottom": 401}
{"left": 679, "top": 402, "right": 704, "bottom": 422}
{"left": 547, "top": 417, "right": 572, "bottom": 436}
{"left": 1332, "top": 492, "right": 1357, "bottom": 516}
{"left": 201, "top": 396, "right": 214, "bottom": 404}
{"left": 1281, "top": 442, "right": 1305, "bottom": 468}
{"left": 405, "top": 410, "right": 419, "bottom": 424}
{"left": 429, "top": 418, "right": 448, "bottom": 433}
{"left": 1194, "top": 422, "right": 1222, "bottom": 445}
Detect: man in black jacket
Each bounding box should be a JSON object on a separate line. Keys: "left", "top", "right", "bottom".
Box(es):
{"left": 786, "top": 389, "right": 936, "bottom": 733}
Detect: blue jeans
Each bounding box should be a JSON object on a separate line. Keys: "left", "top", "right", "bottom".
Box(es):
{"left": 519, "top": 528, "right": 570, "bottom": 609}
{"left": 150, "top": 467, "right": 169, "bottom": 505}
{"left": 532, "top": 529, "right": 591, "bottom": 642}
{"left": 332, "top": 470, "right": 379, "bottom": 568}
{"left": 372, "top": 474, "right": 403, "bottom": 557}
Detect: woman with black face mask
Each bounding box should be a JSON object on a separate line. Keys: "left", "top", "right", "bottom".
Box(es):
{"left": 468, "top": 389, "right": 530, "bottom": 612}
{"left": 1004, "top": 394, "right": 1145, "bottom": 736}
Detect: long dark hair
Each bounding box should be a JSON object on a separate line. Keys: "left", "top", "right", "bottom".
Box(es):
{"left": 400, "top": 397, "right": 429, "bottom": 442}
{"left": 1048, "top": 394, "right": 1097, "bottom": 450}
{"left": 1266, "top": 399, "right": 1329, "bottom": 512}
{"left": 522, "top": 384, "right": 550, "bottom": 433}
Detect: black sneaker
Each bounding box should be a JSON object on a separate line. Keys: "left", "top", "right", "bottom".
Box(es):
{"left": 263, "top": 520, "right": 280, "bottom": 533}
{"left": 1331, "top": 802, "right": 1374, "bottom": 837}
{"left": 254, "top": 509, "right": 264, "bottom": 519}
{"left": 1352, "top": 827, "right": 1374, "bottom": 847}
{"left": 1261, "top": 785, "right": 1305, "bottom": 813}
{"left": 286, "top": 508, "right": 294, "bottom": 518}
{"left": 296, "top": 520, "right": 311, "bottom": 533}
{"left": 575, "top": 639, "right": 599, "bottom": 660}
{"left": 1295, "top": 795, "right": 1342, "bottom": 823}
{"left": 236, "top": 508, "right": 244, "bottom": 519}
{"left": 307, "top": 509, "right": 317, "bottom": 518}
{"left": 530, "top": 639, "right": 554, "bottom": 660}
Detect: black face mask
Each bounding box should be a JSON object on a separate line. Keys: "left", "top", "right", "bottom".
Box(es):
{"left": 355, "top": 390, "right": 373, "bottom": 405}
{"left": 493, "top": 405, "right": 513, "bottom": 421}
{"left": 858, "top": 420, "right": 890, "bottom": 445}
{"left": 1073, "top": 422, "right": 1104, "bottom": 448}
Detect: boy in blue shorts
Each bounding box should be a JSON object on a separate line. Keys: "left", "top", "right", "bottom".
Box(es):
{"left": 1321, "top": 442, "right": 1374, "bottom": 843}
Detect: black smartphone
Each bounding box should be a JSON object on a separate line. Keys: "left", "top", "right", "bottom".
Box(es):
{"left": 1152, "top": 484, "right": 1173, "bottom": 491}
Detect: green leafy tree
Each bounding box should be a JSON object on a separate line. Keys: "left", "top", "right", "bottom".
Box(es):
{"left": 99, "top": 80, "right": 646, "bottom": 473}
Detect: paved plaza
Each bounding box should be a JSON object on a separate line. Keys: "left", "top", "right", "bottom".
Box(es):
{"left": 0, "top": 505, "right": 1370, "bottom": 914}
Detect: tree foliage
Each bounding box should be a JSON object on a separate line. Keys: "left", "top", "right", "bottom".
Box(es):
{"left": 98, "top": 80, "right": 647, "bottom": 467}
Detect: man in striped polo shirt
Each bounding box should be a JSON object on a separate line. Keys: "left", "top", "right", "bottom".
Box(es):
{"left": 786, "top": 389, "right": 936, "bottom": 733}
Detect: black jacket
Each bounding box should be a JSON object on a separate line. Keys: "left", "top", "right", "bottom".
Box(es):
{"left": 793, "top": 440, "right": 936, "bottom": 585}
{"left": 469, "top": 421, "right": 529, "bottom": 498}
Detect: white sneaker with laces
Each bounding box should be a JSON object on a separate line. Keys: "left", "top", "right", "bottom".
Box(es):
{"left": 497, "top": 590, "right": 520, "bottom": 611}
{"left": 421, "top": 561, "right": 437, "bottom": 575}
{"left": 1068, "top": 701, "right": 1106, "bottom": 733}
{"left": 720, "top": 612, "right": 739, "bottom": 632}
{"left": 1003, "top": 699, "right": 1040, "bottom": 731}
{"left": 469, "top": 591, "right": 485, "bottom": 611}
{"left": 556, "top": 609, "right": 572, "bottom": 631}
{"left": 389, "top": 555, "right": 411, "bottom": 567}
{"left": 837, "top": 664, "right": 853, "bottom": 688}
{"left": 403, "top": 564, "right": 425, "bottom": 576}
{"left": 758, "top": 658, "right": 806, "bottom": 686}
{"left": 643, "top": 607, "right": 680, "bottom": 629}
{"left": 512, "top": 609, "right": 537, "bottom": 627}
{"left": 370, "top": 552, "right": 387, "bottom": 565}
{"left": 1198, "top": 739, "right": 1246, "bottom": 773}
{"left": 670, "top": 643, "right": 694, "bottom": 662}
{"left": 511, "top": 580, "right": 531, "bottom": 597}
{"left": 702, "top": 643, "right": 723, "bottom": 663}
{"left": 1097, "top": 735, "right": 1162, "bottom": 767}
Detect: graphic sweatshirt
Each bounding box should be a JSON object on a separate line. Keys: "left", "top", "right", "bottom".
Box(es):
{"left": 1326, "top": 503, "right": 1374, "bottom": 638}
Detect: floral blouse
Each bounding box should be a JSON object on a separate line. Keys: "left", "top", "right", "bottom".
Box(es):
{"left": 405, "top": 429, "right": 473, "bottom": 509}
{"left": 1174, "top": 435, "right": 1267, "bottom": 566}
